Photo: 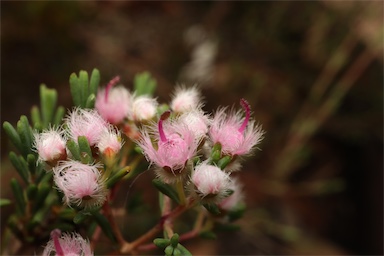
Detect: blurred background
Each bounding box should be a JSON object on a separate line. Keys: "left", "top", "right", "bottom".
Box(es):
{"left": 1, "top": 1, "right": 383, "bottom": 255}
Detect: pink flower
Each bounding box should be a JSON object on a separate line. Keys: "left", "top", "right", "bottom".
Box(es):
{"left": 33, "top": 127, "right": 67, "bottom": 165}
{"left": 43, "top": 229, "right": 93, "bottom": 256}
{"left": 65, "top": 108, "right": 109, "bottom": 146}
{"left": 178, "top": 109, "right": 211, "bottom": 140}
{"left": 191, "top": 161, "right": 230, "bottom": 202}
{"left": 170, "top": 86, "right": 202, "bottom": 113}
{"left": 209, "top": 99, "right": 263, "bottom": 156}
{"left": 95, "top": 76, "right": 131, "bottom": 124}
{"left": 53, "top": 160, "right": 107, "bottom": 209}
{"left": 128, "top": 95, "right": 158, "bottom": 122}
{"left": 136, "top": 111, "right": 199, "bottom": 182}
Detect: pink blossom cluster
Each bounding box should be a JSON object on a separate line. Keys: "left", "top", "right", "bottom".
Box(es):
{"left": 135, "top": 86, "right": 263, "bottom": 208}
{"left": 33, "top": 74, "right": 264, "bottom": 254}
{"left": 33, "top": 108, "right": 123, "bottom": 209}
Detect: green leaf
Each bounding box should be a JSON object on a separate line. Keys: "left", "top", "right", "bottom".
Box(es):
{"left": 9, "top": 152, "right": 29, "bottom": 184}
{"left": 27, "top": 154, "right": 37, "bottom": 176}
{"left": 227, "top": 203, "right": 246, "bottom": 222}
{"left": 0, "top": 198, "right": 11, "bottom": 207}
{"left": 176, "top": 244, "right": 192, "bottom": 256}
{"left": 170, "top": 233, "right": 179, "bottom": 247}
{"left": 133, "top": 72, "right": 157, "bottom": 96}
{"left": 53, "top": 106, "right": 65, "bottom": 126}
{"left": 164, "top": 245, "right": 174, "bottom": 256}
{"left": 173, "top": 248, "right": 182, "bottom": 256}
{"left": 79, "top": 70, "right": 89, "bottom": 108}
{"left": 217, "top": 155, "right": 232, "bottom": 170}
{"left": 203, "top": 203, "right": 221, "bottom": 215}
{"left": 27, "top": 184, "right": 38, "bottom": 200}
{"left": 66, "top": 139, "right": 81, "bottom": 161}
{"left": 210, "top": 143, "right": 222, "bottom": 163}
{"left": 199, "top": 230, "right": 217, "bottom": 240}
{"left": 17, "top": 115, "right": 34, "bottom": 155}
{"left": 40, "top": 84, "right": 57, "bottom": 127}
{"left": 106, "top": 167, "right": 130, "bottom": 189}
{"left": 91, "top": 211, "right": 117, "bottom": 242}
{"left": 85, "top": 94, "right": 96, "bottom": 109}
{"left": 33, "top": 183, "right": 51, "bottom": 213}
{"left": 31, "top": 106, "right": 42, "bottom": 130}
{"left": 10, "top": 178, "right": 26, "bottom": 215}
{"left": 3, "top": 121, "right": 23, "bottom": 153}
{"left": 78, "top": 136, "right": 93, "bottom": 164}
{"left": 152, "top": 179, "right": 180, "bottom": 205}
{"left": 89, "top": 68, "right": 100, "bottom": 95}
{"left": 153, "top": 238, "right": 170, "bottom": 249}
{"left": 70, "top": 73, "right": 81, "bottom": 106}
{"left": 74, "top": 210, "right": 91, "bottom": 224}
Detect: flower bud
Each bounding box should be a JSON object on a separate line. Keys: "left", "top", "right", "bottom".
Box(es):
{"left": 170, "top": 86, "right": 202, "bottom": 113}
{"left": 191, "top": 161, "right": 230, "bottom": 203}
{"left": 95, "top": 76, "right": 131, "bottom": 125}
{"left": 33, "top": 127, "right": 67, "bottom": 166}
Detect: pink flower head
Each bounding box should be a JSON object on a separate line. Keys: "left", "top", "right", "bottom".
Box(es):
{"left": 128, "top": 95, "right": 158, "bottom": 122}
{"left": 53, "top": 160, "right": 107, "bottom": 209}
{"left": 95, "top": 76, "right": 131, "bottom": 124}
{"left": 136, "top": 111, "right": 198, "bottom": 182}
{"left": 33, "top": 127, "right": 67, "bottom": 164}
{"left": 97, "top": 127, "right": 123, "bottom": 156}
{"left": 43, "top": 229, "right": 93, "bottom": 256}
{"left": 218, "top": 178, "right": 245, "bottom": 211}
{"left": 178, "top": 109, "right": 211, "bottom": 140}
{"left": 65, "top": 108, "right": 109, "bottom": 146}
{"left": 170, "top": 86, "right": 202, "bottom": 113}
{"left": 191, "top": 160, "right": 231, "bottom": 202}
{"left": 209, "top": 99, "right": 264, "bottom": 156}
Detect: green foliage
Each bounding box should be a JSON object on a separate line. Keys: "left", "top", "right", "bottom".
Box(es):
{"left": 69, "top": 68, "right": 100, "bottom": 108}
{"left": 203, "top": 203, "right": 221, "bottom": 215}
{"left": 0, "top": 199, "right": 11, "bottom": 207}
{"left": 91, "top": 211, "right": 117, "bottom": 242}
{"left": 152, "top": 179, "right": 180, "bottom": 205}
{"left": 155, "top": 234, "right": 192, "bottom": 256}
{"left": 133, "top": 71, "right": 157, "bottom": 96}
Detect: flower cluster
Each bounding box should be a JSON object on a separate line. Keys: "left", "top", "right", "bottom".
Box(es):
{"left": 27, "top": 72, "right": 263, "bottom": 255}
{"left": 33, "top": 108, "right": 123, "bottom": 209}
{"left": 136, "top": 86, "right": 264, "bottom": 207}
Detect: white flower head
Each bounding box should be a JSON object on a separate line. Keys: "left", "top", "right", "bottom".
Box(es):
{"left": 190, "top": 160, "right": 231, "bottom": 203}
{"left": 128, "top": 95, "right": 158, "bottom": 122}
{"left": 97, "top": 126, "right": 123, "bottom": 156}
{"left": 178, "top": 109, "right": 211, "bottom": 140}
{"left": 170, "top": 86, "right": 203, "bottom": 113}
{"left": 53, "top": 160, "right": 108, "bottom": 209}
{"left": 33, "top": 127, "right": 67, "bottom": 165}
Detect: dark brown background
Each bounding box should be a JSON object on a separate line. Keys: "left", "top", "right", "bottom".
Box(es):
{"left": 1, "top": 1, "right": 383, "bottom": 255}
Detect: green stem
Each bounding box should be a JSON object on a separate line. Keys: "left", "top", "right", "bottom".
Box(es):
{"left": 175, "top": 180, "right": 186, "bottom": 205}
